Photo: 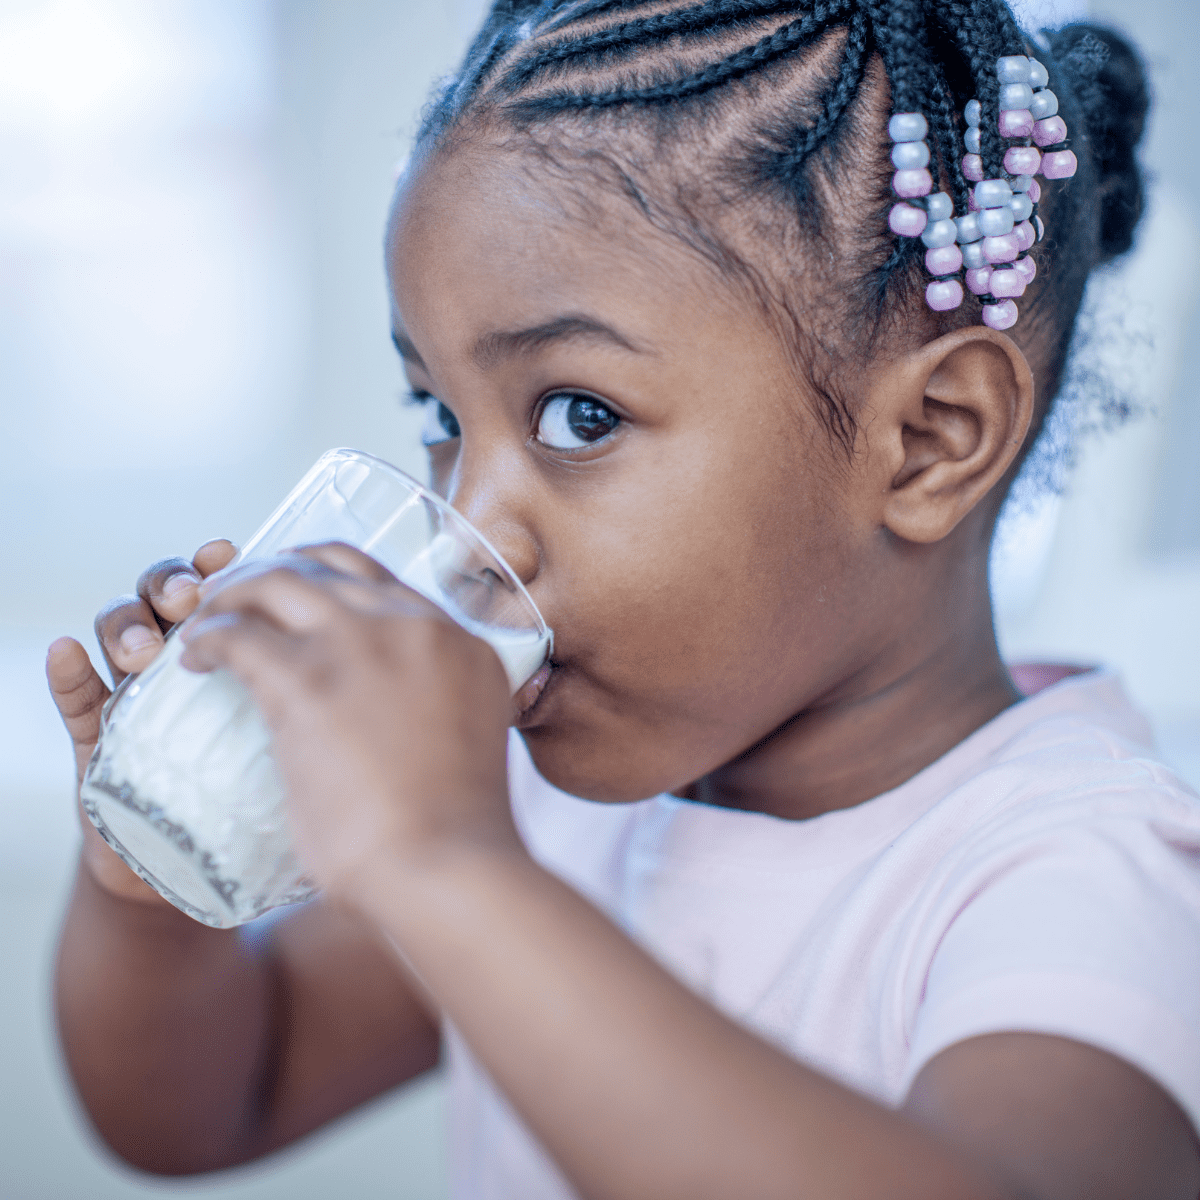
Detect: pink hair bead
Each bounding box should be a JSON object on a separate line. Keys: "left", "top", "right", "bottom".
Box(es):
{"left": 1014, "top": 255, "right": 1037, "bottom": 285}
{"left": 982, "top": 233, "right": 1019, "bottom": 263}
{"left": 998, "top": 109, "right": 1034, "bottom": 138}
{"left": 1026, "top": 177, "right": 1041, "bottom": 203}
{"left": 1013, "top": 220, "right": 1036, "bottom": 252}
{"left": 926, "top": 279, "right": 964, "bottom": 311}
{"left": 989, "top": 268, "right": 1026, "bottom": 298}
{"left": 1004, "top": 146, "right": 1041, "bottom": 176}
{"left": 925, "top": 244, "right": 963, "bottom": 275}
{"left": 982, "top": 300, "right": 1019, "bottom": 330}
{"left": 1041, "top": 149, "right": 1078, "bottom": 179}
{"left": 965, "top": 266, "right": 993, "bottom": 295}
{"left": 893, "top": 168, "right": 933, "bottom": 197}
{"left": 963, "top": 154, "right": 984, "bottom": 182}
{"left": 1033, "top": 116, "right": 1067, "bottom": 147}
{"left": 888, "top": 202, "right": 928, "bottom": 237}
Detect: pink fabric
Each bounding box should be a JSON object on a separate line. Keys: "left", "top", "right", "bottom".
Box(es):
{"left": 448, "top": 673, "right": 1200, "bottom": 1199}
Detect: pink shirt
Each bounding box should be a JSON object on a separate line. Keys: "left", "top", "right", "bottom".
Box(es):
{"left": 448, "top": 671, "right": 1200, "bottom": 1199}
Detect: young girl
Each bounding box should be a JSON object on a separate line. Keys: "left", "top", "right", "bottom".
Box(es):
{"left": 46, "top": 2, "right": 1200, "bottom": 1197}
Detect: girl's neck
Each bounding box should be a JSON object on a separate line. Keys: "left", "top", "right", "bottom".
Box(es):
{"left": 687, "top": 587, "right": 1021, "bottom": 822}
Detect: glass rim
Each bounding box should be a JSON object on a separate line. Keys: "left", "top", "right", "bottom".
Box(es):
{"left": 243, "top": 447, "right": 550, "bottom": 641}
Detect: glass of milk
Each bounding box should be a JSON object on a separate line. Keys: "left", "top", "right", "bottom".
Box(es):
{"left": 80, "top": 449, "right": 552, "bottom": 929}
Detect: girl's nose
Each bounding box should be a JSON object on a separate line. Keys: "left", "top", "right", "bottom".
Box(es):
{"left": 446, "top": 457, "right": 541, "bottom": 591}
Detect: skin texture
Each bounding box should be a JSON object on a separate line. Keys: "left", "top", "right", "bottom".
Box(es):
{"left": 47, "top": 135, "right": 1200, "bottom": 1197}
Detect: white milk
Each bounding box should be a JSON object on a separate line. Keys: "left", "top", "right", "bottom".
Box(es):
{"left": 81, "top": 618, "right": 550, "bottom": 928}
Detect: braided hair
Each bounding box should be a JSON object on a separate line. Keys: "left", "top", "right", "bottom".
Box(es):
{"left": 413, "top": 0, "right": 1148, "bottom": 459}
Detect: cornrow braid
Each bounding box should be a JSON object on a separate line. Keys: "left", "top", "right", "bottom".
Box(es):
{"left": 771, "top": 4, "right": 870, "bottom": 183}
{"left": 509, "top": 5, "right": 853, "bottom": 114}
{"left": 497, "top": 0, "right": 822, "bottom": 96}
{"left": 414, "top": 0, "right": 1148, "bottom": 459}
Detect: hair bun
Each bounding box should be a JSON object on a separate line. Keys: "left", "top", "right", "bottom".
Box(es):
{"left": 1047, "top": 23, "right": 1150, "bottom": 264}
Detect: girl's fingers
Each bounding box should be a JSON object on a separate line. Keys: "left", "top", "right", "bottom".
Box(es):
{"left": 191, "top": 562, "right": 345, "bottom": 634}
{"left": 180, "top": 611, "right": 301, "bottom": 724}
{"left": 46, "top": 637, "right": 112, "bottom": 782}
{"left": 193, "top": 538, "right": 238, "bottom": 579}
{"left": 94, "top": 595, "right": 166, "bottom": 685}
{"left": 294, "top": 541, "right": 399, "bottom": 584}
{"left": 136, "top": 556, "right": 204, "bottom": 627}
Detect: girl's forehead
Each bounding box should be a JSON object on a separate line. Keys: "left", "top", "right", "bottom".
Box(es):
{"left": 385, "top": 143, "right": 743, "bottom": 356}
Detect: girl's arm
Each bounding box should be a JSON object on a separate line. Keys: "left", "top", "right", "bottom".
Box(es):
{"left": 48, "top": 566, "right": 439, "bottom": 1177}
{"left": 182, "top": 548, "right": 1199, "bottom": 1200}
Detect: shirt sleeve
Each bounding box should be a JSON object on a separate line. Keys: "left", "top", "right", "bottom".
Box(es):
{"left": 903, "top": 801, "right": 1200, "bottom": 1133}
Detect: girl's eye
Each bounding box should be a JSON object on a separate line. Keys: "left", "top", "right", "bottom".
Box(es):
{"left": 416, "top": 394, "right": 460, "bottom": 446}
{"left": 535, "top": 394, "right": 620, "bottom": 450}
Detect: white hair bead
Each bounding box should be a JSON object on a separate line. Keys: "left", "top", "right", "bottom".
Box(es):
{"left": 925, "top": 191, "right": 954, "bottom": 222}
{"left": 1029, "top": 89, "right": 1059, "bottom": 120}
{"left": 996, "top": 55, "right": 1031, "bottom": 84}
{"left": 888, "top": 112, "right": 928, "bottom": 142}
{"left": 999, "top": 82, "right": 1035, "bottom": 111}
{"left": 891, "top": 140, "right": 930, "bottom": 169}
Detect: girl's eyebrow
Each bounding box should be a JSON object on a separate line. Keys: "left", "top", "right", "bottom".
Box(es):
{"left": 391, "top": 315, "right": 648, "bottom": 374}
{"left": 472, "top": 315, "right": 644, "bottom": 367}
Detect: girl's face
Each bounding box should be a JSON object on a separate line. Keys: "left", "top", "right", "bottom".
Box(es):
{"left": 386, "top": 142, "right": 886, "bottom": 803}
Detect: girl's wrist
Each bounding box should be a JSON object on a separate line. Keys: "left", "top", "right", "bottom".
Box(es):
{"left": 324, "top": 809, "right": 535, "bottom": 933}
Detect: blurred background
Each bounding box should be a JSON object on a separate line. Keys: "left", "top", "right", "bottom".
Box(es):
{"left": 0, "top": 0, "right": 1196, "bottom": 1196}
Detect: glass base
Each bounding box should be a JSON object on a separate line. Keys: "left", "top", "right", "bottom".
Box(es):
{"left": 82, "top": 778, "right": 315, "bottom": 928}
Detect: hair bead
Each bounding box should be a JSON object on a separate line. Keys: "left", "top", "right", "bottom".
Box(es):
{"left": 996, "top": 55, "right": 1031, "bottom": 84}
{"left": 1033, "top": 116, "right": 1067, "bottom": 147}
{"left": 974, "top": 178, "right": 1013, "bottom": 208}
{"left": 1014, "top": 255, "right": 1038, "bottom": 285}
{"left": 999, "top": 82, "right": 1034, "bottom": 111}
{"left": 982, "top": 300, "right": 1019, "bottom": 330}
{"left": 965, "top": 266, "right": 993, "bottom": 294}
{"left": 1014, "top": 220, "right": 1036, "bottom": 252}
{"left": 926, "top": 244, "right": 964, "bottom": 275}
{"left": 888, "top": 112, "right": 928, "bottom": 142}
{"left": 1041, "top": 149, "right": 1078, "bottom": 179}
{"left": 963, "top": 154, "right": 984, "bottom": 182}
{"left": 961, "top": 240, "right": 988, "bottom": 270}
{"left": 989, "top": 267, "right": 1026, "bottom": 298}
{"left": 1026, "top": 178, "right": 1041, "bottom": 203}
{"left": 920, "top": 218, "right": 958, "bottom": 248}
{"left": 1027, "top": 58, "right": 1049, "bottom": 89}
{"left": 1029, "top": 89, "right": 1059, "bottom": 120}
{"left": 965, "top": 98, "right": 981, "bottom": 127}
{"left": 964, "top": 125, "right": 981, "bottom": 155}
{"left": 925, "top": 192, "right": 954, "bottom": 222}
{"left": 1004, "top": 146, "right": 1041, "bottom": 176}
{"left": 998, "top": 109, "right": 1034, "bottom": 138}
{"left": 1009, "top": 192, "right": 1033, "bottom": 223}
{"left": 893, "top": 168, "right": 933, "bottom": 197}
{"left": 888, "top": 202, "right": 928, "bottom": 237}
{"left": 982, "top": 232, "right": 1020, "bottom": 263}
{"left": 978, "top": 205, "right": 1015, "bottom": 236}
{"left": 925, "top": 279, "right": 964, "bottom": 311}
{"left": 891, "top": 140, "right": 930, "bottom": 169}
{"left": 955, "top": 213, "right": 983, "bottom": 244}
{"left": 1010, "top": 174, "right": 1034, "bottom": 193}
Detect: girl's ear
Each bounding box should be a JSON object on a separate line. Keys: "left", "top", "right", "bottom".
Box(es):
{"left": 864, "top": 327, "right": 1035, "bottom": 544}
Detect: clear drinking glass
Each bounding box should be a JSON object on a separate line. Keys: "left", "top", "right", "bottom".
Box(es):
{"left": 80, "top": 449, "right": 552, "bottom": 928}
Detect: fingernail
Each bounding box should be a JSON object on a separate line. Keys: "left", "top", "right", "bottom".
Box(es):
{"left": 162, "top": 572, "right": 198, "bottom": 600}
{"left": 119, "top": 626, "right": 160, "bottom": 656}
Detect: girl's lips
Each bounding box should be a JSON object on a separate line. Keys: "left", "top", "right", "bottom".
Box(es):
{"left": 513, "top": 661, "right": 554, "bottom": 724}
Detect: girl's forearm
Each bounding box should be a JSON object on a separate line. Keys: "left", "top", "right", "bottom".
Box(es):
{"left": 55, "top": 864, "right": 275, "bottom": 1174}
{"left": 354, "top": 842, "right": 1013, "bottom": 1200}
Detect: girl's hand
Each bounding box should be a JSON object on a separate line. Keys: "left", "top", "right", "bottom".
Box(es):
{"left": 178, "top": 543, "right": 519, "bottom": 907}
{"left": 46, "top": 540, "right": 238, "bottom": 904}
